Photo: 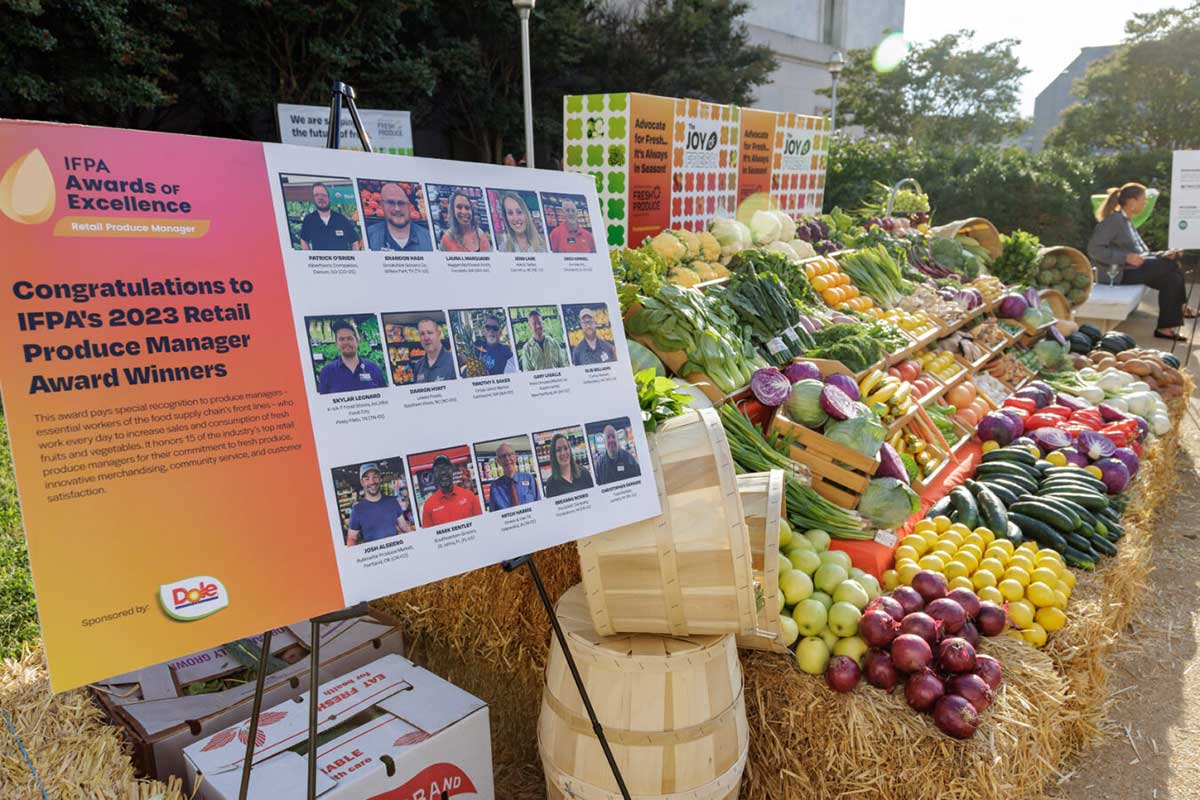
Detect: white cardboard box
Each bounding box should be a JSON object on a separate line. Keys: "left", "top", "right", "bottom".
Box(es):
{"left": 184, "top": 653, "right": 493, "bottom": 800}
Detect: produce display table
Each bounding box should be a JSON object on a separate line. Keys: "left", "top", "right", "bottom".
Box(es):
{"left": 1075, "top": 283, "right": 1148, "bottom": 331}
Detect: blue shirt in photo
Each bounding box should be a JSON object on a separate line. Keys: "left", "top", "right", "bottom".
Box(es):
{"left": 348, "top": 496, "right": 409, "bottom": 543}
{"left": 488, "top": 473, "right": 540, "bottom": 511}
{"left": 367, "top": 220, "right": 434, "bottom": 252}
{"left": 318, "top": 357, "right": 386, "bottom": 394}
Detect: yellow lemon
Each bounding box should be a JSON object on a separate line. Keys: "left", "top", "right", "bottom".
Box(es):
{"left": 958, "top": 543, "right": 984, "bottom": 560}
{"left": 1053, "top": 589, "right": 1069, "bottom": 610}
{"left": 1085, "top": 465, "right": 1104, "bottom": 479}
{"left": 919, "top": 530, "right": 941, "bottom": 550}
{"left": 949, "top": 575, "right": 975, "bottom": 592}
{"left": 944, "top": 560, "right": 970, "bottom": 581}
{"left": 895, "top": 544, "right": 921, "bottom": 564}
{"left": 905, "top": 534, "right": 931, "bottom": 556}
{"left": 957, "top": 553, "right": 980, "bottom": 575}
{"left": 898, "top": 563, "right": 922, "bottom": 585}
{"left": 1031, "top": 567, "right": 1060, "bottom": 586}
{"left": 981, "top": 440, "right": 1000, "bottom": 453}
{"left": 1056, "top": 579, "right": 1072, "bottom": 599}
{"left": 1018, "top": 541, "right": 1039, "bottom": 554}
{"left": 941, "top": 530, "right": 964, "bottom": 548}
{"left": 1026, "top": 445, "right": 1042, "bottom": 459}
{"left": 1005, "top": 566, "right": 1031, "bottom": 587}
{"left": 963, "top": 532, "right": 985, "bottom": 549}
{"left": 972, "top": 570, "right": 998, "bottom": 590}
{"left": 1008, "top": 553, "right": 1035, "bottom": 573}
{"left": 1046, "top": 451, "right": 1068, "bottom": 467}
{"left": 1026, "top": 581, "right": 1056, "bottom": 608}
{"left": 999, "top": 578, "right": 1025, "bottom": 602}
{"left": 1060, "top": 570, "right": 1076, "bottom": 590}
{"left": 977, "top": 585, "right": 1005, "bottom": 605}
{"left": 919, "top": 554, "right": 946, "bottom": 572}
{"left": 1005, "top": 627, "right": 1025, "bottom": 642}
{"left": 1036, "top": 606, "right": 1067, "bottom": 632}
{"left": 1035, "top": 548, "right": 1063, "bottom": 566}
{"left": 932, "top": 516, "right": 953, "bottom": 533}
{"left": 988, "top": 538, "right": 1015, "bottom": 557}
{"left": 1022, "top": 622, "right": 1048, "bottom": 648}
{"left": 882, "top": 569, "right": 900, "bottom": 590}
{"left": 913, "top": 519, "right": 937, "bottom": 536}
{"left": 933, "top": 542, "right": 958, "bottom": 559}
{"left": 1008, "top": 599, "right": 1035, "bottom": 629}
{"left": 979, "top": 557, "right": 1006, "bottom": 576}
{"left": 973, "top": 527, "right": 996, "bottom": 544}
{"left": 948, "top": 523, "right": 972, "bottom": 539}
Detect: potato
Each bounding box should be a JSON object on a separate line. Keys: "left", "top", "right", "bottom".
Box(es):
{"left": 1123, "top": 360, "right": 1152, "bottom": 376}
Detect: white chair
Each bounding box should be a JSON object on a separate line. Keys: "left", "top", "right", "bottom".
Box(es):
{"left": 1075, "top": 283, "right": 1148, "bottom": 332}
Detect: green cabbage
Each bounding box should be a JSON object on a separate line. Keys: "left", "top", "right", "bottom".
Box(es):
{"left": 786, "top": 379, "right": 828, "bottom": 428}
{"left": 824, "top": 411, "right": 886, "bottom": 457}
{"left": 858, "top": 477, "right": 921, "bottom": 529}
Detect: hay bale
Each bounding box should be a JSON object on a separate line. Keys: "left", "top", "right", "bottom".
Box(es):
{"left": 373, "top": 542, "right": 579, "bottom": 798}
{"left": 0, "top": 646, "right": 184, "bottom": 799}
{"left": 740, "top": 634, "right": 1071, "bottom": 800}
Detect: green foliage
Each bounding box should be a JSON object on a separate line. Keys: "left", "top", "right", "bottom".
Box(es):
{"left": 635, "top": 369, "right": 691, "bottom": 433}
{"left": 1049, "top": 4, "right": 1200, "bottom": 152}
{"left": 0, "top": 417, "right": 38, "bottom": 659}
{"left": 991, "top": 230, "right": 1043, "bottom": 284}
{"left": 823, "top": 30, "right": 1029, "bottom": 144}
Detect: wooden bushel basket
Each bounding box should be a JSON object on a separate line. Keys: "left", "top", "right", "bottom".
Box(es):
{"left": 1038, "top": 245, "right": 1093, "bottom": 308}
{"left": 577, "top": 407, "right": 756, "bottom": 637}
{"left": 538, "top": 584, "right": 749, "bottom": 800}
{"left": 734, "top": 470, "right": 790, "bottom": 653}
{"left": 930, "top": 217, "right": 1002, "bottom": 260}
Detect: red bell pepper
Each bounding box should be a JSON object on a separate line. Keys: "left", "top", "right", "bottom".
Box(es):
{"left": 1101, "top": 429, "right": 1129, "bottom": 448}
{"left": 1132, "top": 441, "right": 1144, "bottom": 457}
{"left": 1024, "top": 413, "right": 1064, "bottom": 431}
{"left": 1040, "top": 405, "right": 1073, "bottom": 418}
{"left": 1060, "top": 424, "right": 1092, "bottom": 438}
{"left": 1003, "top": 397, "right": 1037, "bottom": 414}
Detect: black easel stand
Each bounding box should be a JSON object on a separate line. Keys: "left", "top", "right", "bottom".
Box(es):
{"left": 237, "top": 81, "right": 374, "bottom": 800}
{"left": 501, "top": 555, "right": 632, "bottom": 800}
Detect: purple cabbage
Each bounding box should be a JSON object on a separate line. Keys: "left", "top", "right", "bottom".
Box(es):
{"left": 820, "top": 384, "right": 857, "bottom": 421}
{"left": 1077, "top": 430, "right": 1117, "bottom": 461}
{"left": 977, "top": 412, "right": 1018, "bottom": 446}
{"left": 997, "top": 408, "right": 1026, "bottom": 438}
{"left": 750, "top": 367, "right": 792, "bottom": 406}
{"left": 1111, "top": 447, "right": 1140, "bottom": 478}
{"left": 1098, "top": 403, "right": 1128, "bottom": 423}
{"left": 1093, "top": 457, "right": 1131, "bottom": 494}
{"left": 1057, "top": 449, "right": 1090, "bottom": 468}
{"left": 1055, "top": 393, "right": 1091, "bottom": 412}
{"left": 998, "top": 295, "right": 1029, "bottom": 319}
{"left": 1049, "top": 327, "right": 1067, "bottom": 346}
{"left": 825, "top": 372, "right": 861, "bottom": 401}
{"left": 1029, "top": 427, "right": 1072, "bottom": 455}
{"left": 784, "top": 361, "right": 822, "bottom": 383}
{"left": 1023, "top": 287, "right": 1041, "bottom": 308}
{"left": 1132, "top": 416, "right": 1149, "bottom": 441}
{"left": 1014, "top": 387, "right": 1050, "bottom": 409}
{"left": 877, "top": 443, "right": 910, "bottom": 485}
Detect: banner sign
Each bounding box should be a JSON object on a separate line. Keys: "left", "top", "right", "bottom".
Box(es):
{"left": 1169, "top": 150, "right": 1200, "bottom": 250}
{"left": 276, "top": 104, "right": 414, "bottom": 156}
{"left": 563, "top": 93, "right": 829, "bottom": 248}
{"left": 0, "top": 120, "right": 658, "bottom": 690}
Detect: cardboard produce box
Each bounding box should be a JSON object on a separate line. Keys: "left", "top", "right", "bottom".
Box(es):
{"left": 91, "top": 610, "right": 404, "bottom": 783}
{"left": 184, "top": 653, "right": 492, "bottom": 799}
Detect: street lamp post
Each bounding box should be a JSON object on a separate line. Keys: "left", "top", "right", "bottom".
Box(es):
{"left": 828, "top": 50, "right": 846, "bottom": 132}
{"left": 513, "top": 0, "right": 536, "bottom": 168}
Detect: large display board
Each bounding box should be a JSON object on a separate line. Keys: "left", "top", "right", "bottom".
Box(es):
{"left": 0, "top": 121, "right": 658, "bottom": 690}
{"left": 563, "top": 93, "right": 830, "bottom": 248}
{"left": 1169, "top": 150, "right": 1200, "bottom": 250}
{"left": 276, "top": 103, "right": 414, "bottom": 156}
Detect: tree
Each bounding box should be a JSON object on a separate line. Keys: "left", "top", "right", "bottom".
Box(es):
{"left": 1047, "top": 3, "right": 1200, "bottom": 151}
{"left": 824, "top": 31, "right": 1028, "bottom": 145}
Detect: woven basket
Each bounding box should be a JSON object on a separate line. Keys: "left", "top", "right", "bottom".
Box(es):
{"left": 1037, "top": 245, "right": 1092, "bottom": 308}
{"left": 930, "top": 217, "right": 1001, "bottom": 260}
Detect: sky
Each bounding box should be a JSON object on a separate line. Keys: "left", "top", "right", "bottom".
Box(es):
{"left": 902, "top": 1, "right": 1186, "bottom": 117}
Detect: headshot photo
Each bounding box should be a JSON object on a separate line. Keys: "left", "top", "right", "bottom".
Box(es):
{"left": 407, "top": 445, "right": 483, "bottom": 528}
{"left": 509, "top": 305, "right": 568, "bottom": 372}
{"left": 331, "top": 458, "right": 415, "bottom": 546}
{"left": 533, "top": 425, "right": 594, "bottom": 498}
{"left": 541, "top": 192, "right": 596, "bottom": 253}
{"left": 358, "top": 179, "right": 434, "bottom": 252}
{"left": 427, "top": 184, "right": 492, "bottom": 253}
{"left": 586, "top": 417, "right": 642, "bottom": 486}
{"left": 562, "top": 303, "right": 618, "bottom": 366}
{"left": 474, "top": 434, "right": 540, "bottom": 512}
{"left": 305, "top": 315, "right": 387, "bottom": 395}
{"left": 382, "top": 310, "right": 457, "bottom": 385}
{"left": 278, "top": 173, "right": 363, "bottom": 251}
{"left": 486, "top": 189, "right": 547, "bottom": 253}
{"left": 449, "top": 308, "right": 515, "bottom": 377}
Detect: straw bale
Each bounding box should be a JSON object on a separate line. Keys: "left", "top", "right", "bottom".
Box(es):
{"left": 740, "top": 633, "right": 1071, "bottom": 800}
{"left": 0, "top": 646, "right": 184, "bottom": 799}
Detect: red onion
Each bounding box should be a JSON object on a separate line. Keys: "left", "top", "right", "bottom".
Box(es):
{"left": 937, "top": 637, "right": 977, "bottom": 674}
{"left": 859, "top": 608, "right": 899, "bottom": 648}
{"left": 867, "top": 595, "right": 905, "bottom": 622}
{"left": 947, "top": 673, "right": 994, "bottom": 713}
{"left": 926, "top": 597, "right": 967, "bottom": 635}
{"left": 934, "top": 694, "right": 980, "bottom": 739}
{"left": 975, "top": 601, "right": 1008, "bottom": 637}
{"left": 905, "top": 667, "right": 945, "bottom": 712}
{"left": 863, "top": 648, "right": 897, "bottom": 691}
{"left": 974, "top": 654, "right": 1003, "bottom": 690}
{"left": 891, "top": 633, "right": 933, "bottom": 673}
{"left": 825, "top": 655, "right": 861, "bottom": 692}
{"left": 890, "top": 585, "right": 924, "bottom": 616}
{"left": 899, "top": 612, "right": 940, "bottom": 645}
{"left": 946, "top": 588, "right": 981, "bottom": 620}
{"left": 960, "top": 621, "right": 980, "bottom": 649}
{"left": 912, "top": 571, "right": 948, "bottom": 604}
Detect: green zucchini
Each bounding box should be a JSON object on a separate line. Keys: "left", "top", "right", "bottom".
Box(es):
{"left": 1041, "top": 469, "right": 1109, "bottom": 493}
{"left": 1019, "top": 495, "right": 1082, "bottom": 531}
{"left": 1009, "top": 501, "right": 1076, "bottom": 533}
{"left": 925, "top": 495, "right": 953, "bottom": 520}
{"left": 949, "top": 486, "right": 979, "bottom": 530}
{"left": 979, "top": 473, "right": 1039, "bottom": 495}
{"left": 1005, "top": 520, "right": 1025, "bottom": 545}
{"left": 985, "top": 483, "right": 1018, "bottom": 508}
{"left": 972, "top": 483, "right": 1009, "bottom": 534}
{"left": 976, "top": 461, "right": 1042, "bottom": 481}
{"left": 1062, "top": 546, "right": 1095, "bottom": 571}
{"left": 1008, "top": 512, "right": 1068, "bottom": 552}
{"left": 1089, "top": 534, "right": 1117, "bottom": 557}
{"left": 1037, "top": 487, "right": 1109, "bottom": 511}
{"left": 981, "top": 448, "right": 1037, "bottom": 466}
{"left": 1065, "top": 531, "right": 1095, "bottom": 553}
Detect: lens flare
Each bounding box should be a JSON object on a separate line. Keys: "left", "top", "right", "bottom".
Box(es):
{"left": 873, "top": 32, "right": 909, "bottom": 73}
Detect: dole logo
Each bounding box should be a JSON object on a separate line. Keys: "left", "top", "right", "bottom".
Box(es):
{"left": 369, "top": 763, "right": 477, "bottom": 800}
{"left": 159, "top": 575, "right": 229, "bottom": 621}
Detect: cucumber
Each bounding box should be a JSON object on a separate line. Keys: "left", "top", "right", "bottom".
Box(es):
{"left": 976, "top": 461, "right": 1042, "bottom": 482}
{"left": 1089, "top": 534, "right": 1117, "bottom": 557}
{"left": 1042, "top": 469, "right": 1109, "bottom": 493}
{"left": 981, "top": 448, "right": 1037, "bottom": 466}
{"left": 972, "top": 483, "right": 1008, "bottom": 534}
{"left": 985, "top": 483, "right": 1018, "bottom": 508}
{"left": 979, "top": 473, "right": 1039, "bottom": 495}
{"left": 949, "top": 486, "right": 979, "bottom": 530}
{"left": 1063, "top": 546, "right": 1095, "bottom": 571}
{"left": 1051, "top": 497, "right": 1100, "bottom": 529}
{"left": 1034, "top": 459, "right": 1055, "bottom": 475}
{"left": 1008, "top": 512, "right": 1068, "bottom": 552}
{"left": 925, "top": 495, "right": 953, "bottom": 520}
{"left": 1039, "top": 473, "right": 1107, "bottom": 490}
{"left": 1005, "top": 520, "right": 1025, "bottom": 545}
{"left": 1020, "top": 495, "right": 1082, "bottom": 530}
{"left": 1009, "top": 501, "right": 1076, "bottom": 533}
{"left": 1098, "top": 507, "right": 1122, "bottom": 524}
{"left": 1037, "top": 488, "right": 1109, "bottom": 511}
{"left": 1065, "top": 531, "right": 1095, "bottom": 553}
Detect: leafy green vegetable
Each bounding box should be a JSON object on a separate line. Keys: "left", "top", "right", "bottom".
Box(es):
{"left": 990, "top": 229, "right": 1042, "bottom": 284}
{"left": 824, "top": 413, "right": 887, "bottom": 458}
{"left": 858, "top": 477, "right": 921, "bottom": 529}
{"left": 635, "top": 369, "right": 692, "bottom": 432}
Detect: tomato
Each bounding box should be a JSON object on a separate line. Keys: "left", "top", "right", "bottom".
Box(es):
{"left": 969, "top": 398, "right": 990, "bottom": 419}
{"left": 946, "top": 384, "right": 974, "bottom": 410}
{"left": 957, "top": 407, "right": 979, "bottom": 427}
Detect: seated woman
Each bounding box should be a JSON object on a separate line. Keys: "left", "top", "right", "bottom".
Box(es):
{"left": 1087, "top": 182, "right": 1190, "bottom": 340}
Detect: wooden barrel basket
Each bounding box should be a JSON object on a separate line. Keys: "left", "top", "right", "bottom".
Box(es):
{"left": 733, "top": 470, "right": 789, "bottom": 653}
{"left": 538, "top": 584, "right": 749, "bottom": 800}
{"left": 1038, "top": 245, "right": 1093, "bottom": 308}
{"left": 930, "top": 217, "right": 1002, "bottom": 261}
{"left": 576, "top": 407, "right": 756, "bottom": 637}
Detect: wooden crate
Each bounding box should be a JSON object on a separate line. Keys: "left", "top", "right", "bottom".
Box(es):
{"left": 769, "top": 407, "right": 878, "bottom": 510}
{"left": 538, "top": 584, "right": 748, "bottom": 800}
{"left": 577, "top": 407, "right": 757, "bottom": 637}
{"left": 734, "top": 470, "right": 789, "bottom": 653}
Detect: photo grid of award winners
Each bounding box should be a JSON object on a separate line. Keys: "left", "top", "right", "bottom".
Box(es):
{"left": 279, "top": 171, "right": 637, "bottom": 547}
